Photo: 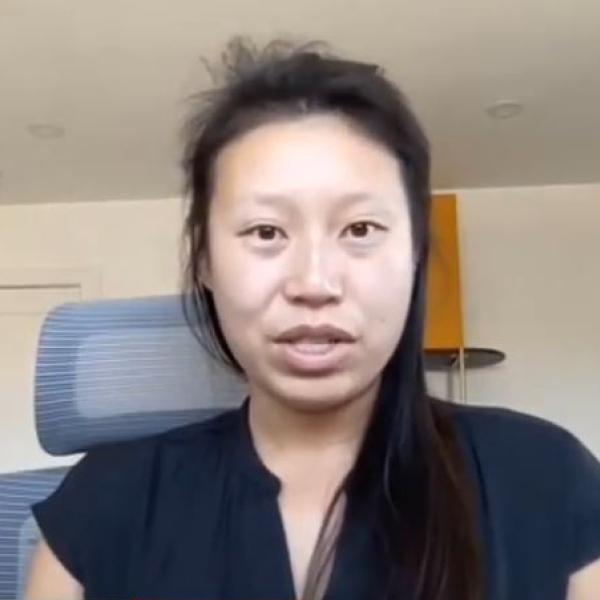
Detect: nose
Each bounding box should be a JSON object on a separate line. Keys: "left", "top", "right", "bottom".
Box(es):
{"left": 283, "top": 237, "right": 343, "bottom": 307}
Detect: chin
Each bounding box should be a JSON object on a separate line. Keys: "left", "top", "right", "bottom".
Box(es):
{"left": 285, "top": 395, "right": 347, "bottom": 414}
{"left": 271, "top": 376, "right": 363, "bottom": 414}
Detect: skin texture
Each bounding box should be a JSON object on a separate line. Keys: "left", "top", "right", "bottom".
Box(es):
{"left": 567, "top": 558, "right": 600, "bottom": 600}
{"left": 23, "top": 112, "right": 600, "bottom": 599}
{"left": 24, "top": 537, "right": 83, "bottom": 599}
{"left": 203, "top": 114, "right": 415, "bottom": 419}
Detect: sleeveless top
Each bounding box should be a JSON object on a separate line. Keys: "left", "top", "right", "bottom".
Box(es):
{"left": 31, "top": 398, "right": 600, "bottom": 599}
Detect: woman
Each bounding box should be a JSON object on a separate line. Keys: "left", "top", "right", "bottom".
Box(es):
{"left": 26, "top": 37, "right": 600, "bottom": 600}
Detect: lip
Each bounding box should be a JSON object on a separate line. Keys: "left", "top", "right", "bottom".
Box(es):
{"left": 275, "top": 323, "right": 356, "bottom": 344}
{"left": 277, "top": 340, "right": 353, "bottom": 374}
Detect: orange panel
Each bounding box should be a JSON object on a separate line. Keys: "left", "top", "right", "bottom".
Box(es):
{"left": 424, "top": 194, "right": 464, "bottom": 349}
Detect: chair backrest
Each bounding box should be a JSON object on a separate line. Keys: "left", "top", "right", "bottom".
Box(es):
{"left": 0, "top": 467, "right": 69, "bottom": 599}
{"left": 35, "top": 294, "right": 248, "bottom": 454}
{"left": 1, "top": 294, "right": 247, "bottom": 599}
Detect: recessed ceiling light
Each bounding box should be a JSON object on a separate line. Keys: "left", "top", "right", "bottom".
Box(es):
{"left": 485, "top": 101, "right": 523, "bottom": 119}
{"left": 28, "top": 124, "right": 66, "bottom": 139}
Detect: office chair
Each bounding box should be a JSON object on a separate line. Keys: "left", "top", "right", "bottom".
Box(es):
{"left": 0, "top": 295, "right": 247, "bottom": 599}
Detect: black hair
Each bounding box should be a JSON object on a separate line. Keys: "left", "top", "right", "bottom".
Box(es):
{"left": 180, "top": 35, "right": 485, "bottom": 600}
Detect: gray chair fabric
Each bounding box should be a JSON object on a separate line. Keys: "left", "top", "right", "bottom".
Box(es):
{"left": 35, "top": 294, "right": 248, "bottom": 455}
{"left": 1, "top": 294, "right": 248, "bottom": 599}
{"left": 0, "top": 467, "right": 69, "bottom": 599}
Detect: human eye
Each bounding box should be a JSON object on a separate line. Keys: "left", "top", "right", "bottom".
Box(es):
{"left": 241, "top": 224, "right": 286, "bottom": 244}
{"left": 342, "top": 221, "right": 387, "bottom": 241}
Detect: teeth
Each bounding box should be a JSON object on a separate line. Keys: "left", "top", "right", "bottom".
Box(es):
{"left": 291, "top": 338, "right": 337, "bottom": 343}
{"left": 291, "top": 341, "right": 337, "bottom": 354}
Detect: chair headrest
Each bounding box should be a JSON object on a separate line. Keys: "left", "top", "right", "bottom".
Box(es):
{"left": 34, "top": 294, "right": 248, "bottom": 455}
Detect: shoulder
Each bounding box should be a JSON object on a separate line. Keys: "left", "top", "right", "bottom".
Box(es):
{"left": 445, "top": 400, "right": 595, "bottom": 495}
{"left": 82, "top": 407, "right": 242, "bottom": 475}
{"left": 133, "top": 406, "right": 242, "bottom": 448}
{"left": 442, "top": 399, "right": 581, "bottom": 462}
{"left": 446, "top": 398, "right": 567, "bottom": 437}
{"left": 439, "top": 400, "right": 600, "bottom": 573}
{"left": 37, "top": 408, "right": 242, "bottom": 510}
{"left": 435, "top": 398, "right": 591, "bottom": 512}
{"left": 31, "top": 408, "right": 244, "bottom": 586}
{"left": 96, "top": 406, "right": 240, "bottom": 452}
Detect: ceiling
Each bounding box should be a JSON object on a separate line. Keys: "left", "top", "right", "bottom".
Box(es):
{"left": 1, "top": 0, "right": 599, "bottom": 205}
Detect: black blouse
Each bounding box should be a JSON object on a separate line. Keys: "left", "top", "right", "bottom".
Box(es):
{"left": 32, "top": 398, "right": 600, "bottom": 600}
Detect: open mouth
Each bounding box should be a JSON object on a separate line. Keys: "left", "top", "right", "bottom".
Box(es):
{"left": 286, "top": 340, "right": 340, "bottom": 354}
{"left": 277, "top": 339, "right": 352, "bottom": 373}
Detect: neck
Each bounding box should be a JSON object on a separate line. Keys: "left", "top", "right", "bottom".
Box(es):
{"left": 247, "top": 378, "right": 380, "bottom": 482}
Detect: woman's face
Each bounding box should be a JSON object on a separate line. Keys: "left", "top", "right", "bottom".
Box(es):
{"left": 201, "top": 113, "right": 415, "bottom": 412}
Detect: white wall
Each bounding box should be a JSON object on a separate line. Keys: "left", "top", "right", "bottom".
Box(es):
{"left": 0, "top": 184, "right": 599, "bottom": 473}
{"left": 0, "top": 198, "right": 185, "bottom": 298}
{"left": 455, "top": 183, "right": 600, "bottom": 457}
{"left": 0, "top": 198, "right": 184, "bottom": 472}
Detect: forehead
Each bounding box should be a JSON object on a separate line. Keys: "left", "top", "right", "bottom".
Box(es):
{"left": 211, "top": 114, "right": 407, "bottom": 212}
